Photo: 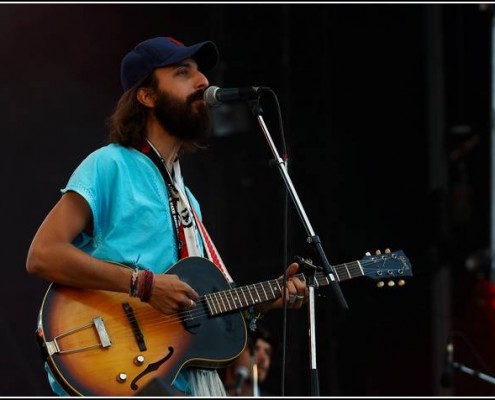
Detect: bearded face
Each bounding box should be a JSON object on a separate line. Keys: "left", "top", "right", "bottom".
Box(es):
{"left": 152, "top": 87, "right": 213, "bottom": 145}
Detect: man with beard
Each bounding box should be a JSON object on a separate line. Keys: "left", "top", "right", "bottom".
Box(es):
{"left": 26, "top": 36, "right": 308, "bottom": 397}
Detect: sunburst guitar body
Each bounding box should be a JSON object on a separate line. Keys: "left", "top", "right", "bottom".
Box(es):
{"left": 36, "top": 250, "right": 412, "bottom": 396}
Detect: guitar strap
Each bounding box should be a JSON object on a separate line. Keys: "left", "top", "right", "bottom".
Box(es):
{"left": 139, "top": 140, "right": 234, "bottom": 283}
{"left": 190, "top": 206, "right": 234, "bottom": 283}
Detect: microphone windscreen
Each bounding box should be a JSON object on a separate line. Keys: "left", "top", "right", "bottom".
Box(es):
{"left": 204, "top": 86, "right": 220, "bottom": 107}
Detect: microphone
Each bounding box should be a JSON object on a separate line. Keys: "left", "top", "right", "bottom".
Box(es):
{"left": 204, "top": 85, "right": 269, "bottom": 107}
{"left": 440, "top": 337, "right": 454, "bottom": 388}
{"left": 233, "top": 365, "right": 250, "bottom": 395}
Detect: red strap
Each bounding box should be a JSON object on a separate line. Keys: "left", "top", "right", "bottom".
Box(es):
{"left": 192, "top": 208, "right": 233, "bottom": 283}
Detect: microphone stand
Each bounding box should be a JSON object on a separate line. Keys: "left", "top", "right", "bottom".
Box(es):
{"left": 248, "top": 338, "right": 260, "bottom": 396}
{"left": 452, "top": 361, "right": 495, "bottom": 386}
{"left": 247, "top": 98, "right": 349, "bottom": 396}
{"left": 252, "top": 362, "right": 260, "bottom": 396}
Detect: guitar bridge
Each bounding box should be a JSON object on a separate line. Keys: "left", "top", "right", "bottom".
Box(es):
{"left": 45, "top": 316, "right": 111, "bottom": 356}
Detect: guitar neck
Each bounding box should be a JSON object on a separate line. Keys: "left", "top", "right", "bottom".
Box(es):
{"left": 204, "top": 260, "right": 363, "bottom": 316}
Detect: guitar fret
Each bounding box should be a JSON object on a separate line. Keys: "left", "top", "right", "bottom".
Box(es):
{"left": 340, "top": 261, "right": 362, "bottom": 280}
{"left": 224, "top": 291, "right": 233, "bottom": 311}
{"left": 247, "top": 286, "right": 256, "bottom": 304}
{"left": 228, "top": 289, "right": 238, "bottom": 309}
{"left": 334, "top": 266, "right": 341, "bottom": 280}
{"left": 343, "top": 263, "right": 351, "bottom": 279}
{"left": 233, "top": 288, "right": 243, "bottom": 308}
{"left": 333, "top": 265, "right": 345, "bottom": 281}
{"left": 267, "top": 281, "right": 276, "bottom": 298}
{"left": 314, "top": 273, "right": 328, "bottom": 286}
{"left": 220, "top": 291, "right": 228, "bottom": 311}
{"left": 211, "top": 292, "right": 219, "bottom": 313}
{"left": 240, "top": 286, "right": 250, "bottom": 306}
{"left": 259, "top": 283, "right": 268, "bottom": 301}
{"left": 253, "top": 284, "right": 262, "bottom": 303}
{"left": 206, "top": 293, "right": 218, "bottom": 315}
{"left": 275, "top": 279, "right": 294, "bottom": 299}
{"left": 216, "top": 291, "right": 227, "bottom": 312}
{"left": 356, "top": 260, "right": 364, "bottom": 276}
{"left": 249, "top": 285, "right": 260, "bottom": 304}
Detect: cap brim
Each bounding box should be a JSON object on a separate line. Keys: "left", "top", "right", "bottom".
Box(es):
{"left": 157, "top": 41, "right": 219, "bottom": 72}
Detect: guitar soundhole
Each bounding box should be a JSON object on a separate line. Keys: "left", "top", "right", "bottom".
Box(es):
{"left": 130, "top": 346, "right": 174, "bottom": 391}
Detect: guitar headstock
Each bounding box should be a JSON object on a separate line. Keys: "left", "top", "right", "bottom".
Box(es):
{"left": 360, "top": 248, "right": 413, "bottom": 288}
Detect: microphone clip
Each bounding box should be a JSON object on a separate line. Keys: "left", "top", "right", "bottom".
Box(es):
{"left": 294, "top": 256, "right": 323, "bottom": 272}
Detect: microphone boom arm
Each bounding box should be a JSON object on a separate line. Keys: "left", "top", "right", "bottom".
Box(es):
{"left": 247, "top": 96, "right": 348, "bottom": 397}
{"left": 248, "top": 99, "right": 349, "bottom": 310}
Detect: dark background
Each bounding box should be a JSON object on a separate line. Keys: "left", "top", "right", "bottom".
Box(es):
{"left": 3, "top": 3, "right": 495, "bottom": 396}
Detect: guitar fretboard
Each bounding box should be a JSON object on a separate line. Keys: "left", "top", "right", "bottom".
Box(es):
{"left": 204, "top": 260, "right": 364, "bottom": 316}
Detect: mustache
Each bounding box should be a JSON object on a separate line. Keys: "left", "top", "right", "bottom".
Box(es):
{"left": 187, "top": 89, "right": 205, "bottom": 104}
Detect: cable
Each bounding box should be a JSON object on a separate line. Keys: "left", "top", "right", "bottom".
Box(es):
{"left": 263, "top": 88, "right": 290, "bottom": 396}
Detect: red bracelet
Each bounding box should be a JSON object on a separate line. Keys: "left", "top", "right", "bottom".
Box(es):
{"left": 140, "top": 270, "right": 155, "bottom": 303}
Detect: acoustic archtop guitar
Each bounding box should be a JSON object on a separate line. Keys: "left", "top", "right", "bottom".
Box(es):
{"left": 36, "top": 250, "right": 412, "bottom": 396}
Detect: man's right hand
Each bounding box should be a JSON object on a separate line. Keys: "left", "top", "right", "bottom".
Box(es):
{"left": 147, "top": 273, "right": 199, "bottom": 315}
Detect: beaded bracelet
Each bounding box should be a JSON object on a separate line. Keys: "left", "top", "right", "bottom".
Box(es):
{"left": 129, "top": 268, "right": 154, "bottom": 302}
{"left": 129, "top": 267, "right": 140, "bottom": 297}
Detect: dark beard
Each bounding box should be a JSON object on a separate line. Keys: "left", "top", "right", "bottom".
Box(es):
{"left": 152, "top": 88, "right": 212, "bottom": 145}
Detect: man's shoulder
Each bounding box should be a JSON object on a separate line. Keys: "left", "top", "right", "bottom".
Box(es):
{"left": 84, "top": 144, "right": 141, "bottom": 165}
{"left": 91, "top": 143, "right": 135, "bottom": 157}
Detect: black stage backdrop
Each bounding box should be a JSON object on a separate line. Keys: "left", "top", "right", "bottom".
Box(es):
{"left": 2, "top": 3, "right": 494, "bottom": 396}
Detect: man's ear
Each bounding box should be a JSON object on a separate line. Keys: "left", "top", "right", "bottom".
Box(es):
{"left": 137, "top": 87, "right": 155, "bottom": 108}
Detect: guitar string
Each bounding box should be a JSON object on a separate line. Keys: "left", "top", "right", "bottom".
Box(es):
{"left": 50, "top": 257, "right": 411, "bottom": 353}
{"left": 97, "top": 258, "right": 410, "bottom": 338}
{"left": 88, "top": 274, "right": 324, "bottom": 339}
{"left": 121, "top": 258, "right": 409, "bottom": 327}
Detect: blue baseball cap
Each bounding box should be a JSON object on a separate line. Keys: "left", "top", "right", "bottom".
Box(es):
{"left": 120, "top": 36, "right": 219, "bottom": 92}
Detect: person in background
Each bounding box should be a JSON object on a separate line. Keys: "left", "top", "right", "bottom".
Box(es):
{"left": 221, "top": 325, "right": 276, "bottom": 396}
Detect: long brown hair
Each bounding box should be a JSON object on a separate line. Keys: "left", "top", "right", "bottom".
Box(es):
{"left": 106, "top": 73, "right": 158, "bottom": 148}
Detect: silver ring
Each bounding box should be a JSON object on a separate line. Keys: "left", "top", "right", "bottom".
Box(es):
{"left": 295, "top": 295, "right": 305, "bottom": 300}
{"left": 288, "top": 295, "right": 296, "bottom": 304}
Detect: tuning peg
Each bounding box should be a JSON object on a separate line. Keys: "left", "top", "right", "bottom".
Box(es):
{"left": 398, "top": 279, "right": 405, "bottom": 286}
{"left": 375, "top": 250, "right": 382, "bottom": 256}
{"left": 365, "top": 252, "right": 371, "bottom": 256}
{"left": 388, "top": 280, "right": 395, "bottom": 287}
{"left": 385, "top": 248, "right": 391, "bottom": 254}
{"left": 376, "top": 281, "right": 385, "bottom": 288}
